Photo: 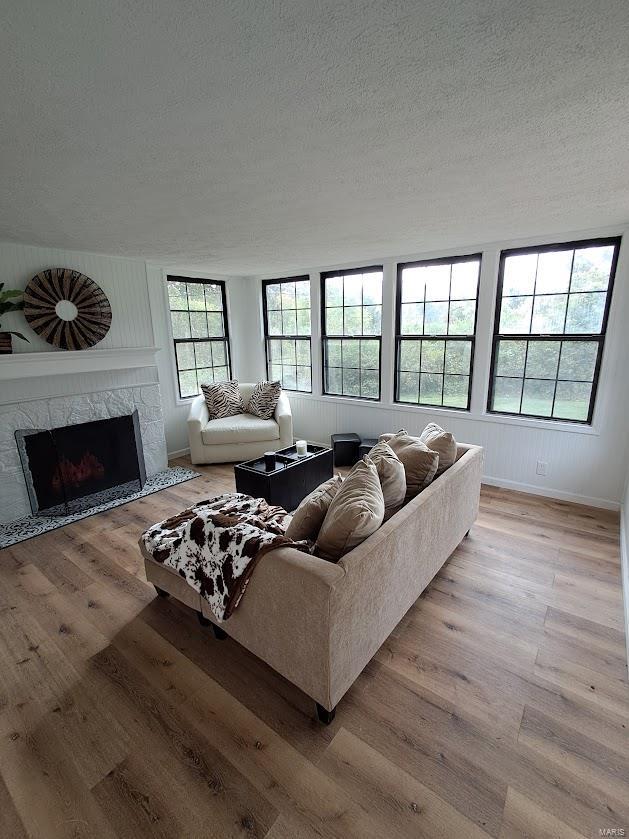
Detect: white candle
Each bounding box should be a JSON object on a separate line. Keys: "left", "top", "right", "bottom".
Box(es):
{"left": 296, "top": 439, "right": 307, "bottom": 457}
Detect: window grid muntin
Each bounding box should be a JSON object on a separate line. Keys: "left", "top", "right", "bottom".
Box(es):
{"left": 396, "top": 336, "right": 472, "bottom": 408}
{"left": 168, "top": 276, "right": 231, "bottom": 399}
{"left": 266, "top": 336, "right": 312, "bottom": 392}
{"left": 321, "top": 266, "right": 383, "bottom": 401}
{"left": 394, "top": 253, "right": 481, "bottom": 410}
{"left": 323, "top": 337, "right": 381, "bottom": 400}
{"left": 492, "top": 335, "right": 604, "bottom": 422}
{"left": 488, "top": 237, "right": 620, "bottom": 424}
{"left": 262, "top": 276, "right": 312, "bottom": 393}
{"left": 499, "top": 247, "right": 610, "bottom": 336}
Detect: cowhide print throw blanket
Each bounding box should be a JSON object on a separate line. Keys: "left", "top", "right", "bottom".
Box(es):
{"left": 139, "top": 493, "right": 310, "bottom": 621}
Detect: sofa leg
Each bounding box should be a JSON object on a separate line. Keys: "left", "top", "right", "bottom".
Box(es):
{"left": 316, "top": 703, "right": 336, "bottom": 725}
{"left": 196, "top": 612, "right": 227, "bottom": 638}
{"left": 212, "top": 624, "right": 228, "bottom": 640}
{"left": 154, "top": 586, "right": 170, "bottom": 598}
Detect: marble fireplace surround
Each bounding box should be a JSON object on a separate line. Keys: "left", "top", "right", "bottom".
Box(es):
{"left": 0, "top": 383, "right": 169, "bottom": 525}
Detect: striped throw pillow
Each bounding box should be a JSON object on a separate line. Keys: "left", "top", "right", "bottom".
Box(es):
{"left": 201, "top": 380, "right": 245, "bottom": 420}
{"left": 247, "top": 381, "right": 282, "bottom": 420}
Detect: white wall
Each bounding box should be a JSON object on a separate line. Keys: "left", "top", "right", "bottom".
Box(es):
{"left": 0, "top": 241, "right": 171, "bottom": 522}
{"left": 242, "top": 226, "right": 629, "bottom": 509}
{"left": 0, "top": 241, "right": 161, "bottom": 404}
{"left": 0, "top": 242, "right": 153, "bottom": 352}
{"left": 4, "top": 228, "right": 629, "bottom": 510}
{"left": 0, "top": 242, "right": 257, "bottom": 457}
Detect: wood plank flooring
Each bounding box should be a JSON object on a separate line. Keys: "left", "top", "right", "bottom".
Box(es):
{"left": 0, "top": 459, "right": 627, "bottom": 839}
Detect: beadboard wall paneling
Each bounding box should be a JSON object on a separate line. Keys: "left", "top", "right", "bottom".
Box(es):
{"left": 288, "top": 394, "right": 626, "bottom": 508}
{"left": 0, "top": 241, "right": 153, "bottom": 352}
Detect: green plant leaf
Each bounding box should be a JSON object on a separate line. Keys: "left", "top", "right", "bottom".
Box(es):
{"left": 0, "top": 302, "right": 25, "bottom": 318}
{"left": 0, "top": 292, "right": 23, "bottom": 306}
{"left": 0, "top": 288, "right": 22, "bottom": 298}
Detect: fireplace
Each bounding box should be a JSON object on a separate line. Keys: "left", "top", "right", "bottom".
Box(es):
{"left": 16, "top": 412, "right": 146, "bottom": 517}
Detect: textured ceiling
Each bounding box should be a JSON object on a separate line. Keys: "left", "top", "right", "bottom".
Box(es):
{"left": 1, "top": 1, "right": 628, "bottom": 275}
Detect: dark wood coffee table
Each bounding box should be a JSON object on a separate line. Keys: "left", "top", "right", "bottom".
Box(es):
{"left": 234, "top": 444, "right": 334, "bottom": 511}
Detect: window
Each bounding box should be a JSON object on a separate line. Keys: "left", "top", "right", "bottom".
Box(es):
{"left": 488, "top": 237, "right": 620, "bottom": 423}
{"left": 167, "top": 276, "right": 231, "bottom": 399}
{"left": 321, "top": 266, "right": 383, "bottom": 400}
{"left": 395, "top": 254, "right": 481, "bottom": 409}
{"left": 262, "top": 276, "right": 312, "bottom": 392}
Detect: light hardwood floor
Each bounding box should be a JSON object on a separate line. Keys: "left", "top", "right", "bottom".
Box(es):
{"left": 0, "top": 458, "right": 628, "bottom": 839}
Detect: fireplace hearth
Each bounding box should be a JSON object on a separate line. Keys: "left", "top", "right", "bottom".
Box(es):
{"left": 16, "top": 412, "right": 146, "bottom": 516}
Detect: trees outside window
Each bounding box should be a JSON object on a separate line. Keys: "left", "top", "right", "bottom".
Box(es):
{"left": 263, "top": 277, "right": 312, "bottom": 392}
{"left": 395, "top": 254, "right": 481, "bottom": 410}
{"left": 167, "top": 277, "right": 231, "bottom": 398}
{"left": 321, "top": 267, "right": 383, "bottom": 400}
{"left": 488, "top": 238, "right": 620, "bottom": 423}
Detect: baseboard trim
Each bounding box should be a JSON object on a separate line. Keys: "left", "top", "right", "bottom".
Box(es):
{"left": 620, "top": 505, "right": 629, "bottom": 674}
{"left": 482, "top": 475, "right": 620, "bottom": 511}
{"left": 168, "top": 446, "right": 190, "bottom": 460}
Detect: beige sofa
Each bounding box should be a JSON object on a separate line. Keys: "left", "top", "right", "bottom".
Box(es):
{"left": 187, "top": 382, "right": 293, "bottom": 464}
{"left": 144, "top": 442, "right": 483, "bottom": 722}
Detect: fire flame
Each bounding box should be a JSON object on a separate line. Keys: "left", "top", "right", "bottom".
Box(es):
{"left": 51, "top": 451, "right": 105, "bottom": 493}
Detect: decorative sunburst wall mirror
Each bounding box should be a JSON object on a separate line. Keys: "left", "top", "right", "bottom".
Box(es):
{"left": 23, "top": 268, "right": 112, "bottom": 350}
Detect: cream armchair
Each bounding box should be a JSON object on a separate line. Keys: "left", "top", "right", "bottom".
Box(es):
{"left": 187, "top": 382, "right": 293, "bottom": 465}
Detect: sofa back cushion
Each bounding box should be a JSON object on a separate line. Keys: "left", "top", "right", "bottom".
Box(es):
{"left": 285, "top": 474, "right": 343, "bottom": 542}
{"left": 379, "top": 430, "right": 439, "bottom": 501}
{"left": 201, "top": 380, "right": 245, "bottom": 420}
{"left": 316, "top": 457, "right": 384, "bottom": 561}
{"left": 419, "top": 423, "right": 457, "bottom": 476}
{"left": 248, "top": 381, "right": 282, "bottom": 420}
{"left": 367, "top": 441, "right": 406, "bottom": 518}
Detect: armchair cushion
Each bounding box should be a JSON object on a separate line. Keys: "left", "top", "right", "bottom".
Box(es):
{"left": 201, "top": 413, "right": 280, "bottom": 446}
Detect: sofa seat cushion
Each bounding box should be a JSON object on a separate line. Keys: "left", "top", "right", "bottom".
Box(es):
{"left": 201, "top": 413, "right": 280, "bottom": 445}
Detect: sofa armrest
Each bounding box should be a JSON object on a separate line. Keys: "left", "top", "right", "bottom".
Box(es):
{"left": 328, "top": 444, "right": 484, "bottom": 708}
{"left": 274, "top": 391, "right": 293, "bottom": 446}
{"left": 187, "top": 395, "right": 210, "bottom": 464}
{"left": 187, "top": 394, "right": 209, "bottom": 432}
{"left": 201, "top": 545, "right": 345, "bottom": 708}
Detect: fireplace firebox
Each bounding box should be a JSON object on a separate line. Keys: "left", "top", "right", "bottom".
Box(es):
{"left": 16, "top": 412, "right": 146, "bottom": 517}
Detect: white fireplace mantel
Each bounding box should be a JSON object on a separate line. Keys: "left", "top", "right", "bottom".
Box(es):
{"left": 0, "top": 346, "right": 160, "bottom": 381}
